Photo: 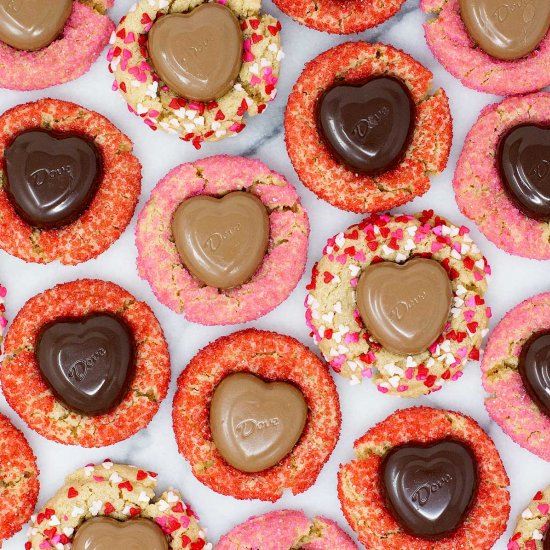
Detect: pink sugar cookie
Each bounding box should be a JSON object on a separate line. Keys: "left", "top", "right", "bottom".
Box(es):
{"left": 422, "top": 0, "right": 550, "bottom": 96}
{"left": 136, "top": 156, "right": 309, "bottom": 325}
{"left": 0, "top": 1, "right": 114, "bottom": 91}
{"left": 482, "top": 293, "right": 550, "bottom": 461}
{"left": 217, "top": 510, "right": 356, "bottom": 549}
{"left": 509, "top": 486, "right": 550, "bottom": 549}
{"left": 454, "top": 93, "right": 550, "bottom": 260}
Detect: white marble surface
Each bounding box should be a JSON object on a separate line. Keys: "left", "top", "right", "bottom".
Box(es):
{"left": 1, "top": 0, "right": 549, "bottom": 548}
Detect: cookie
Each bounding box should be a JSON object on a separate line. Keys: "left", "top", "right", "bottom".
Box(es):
{"left": 0, "top": 99, "right": 142, "bottom": 265}
{"left": 338, "top": 407, "right": 510, "bottom": 550}
{"left": 0, "top": 279, "right": 170, "bottom": 447}
{"left": 217, "top": 510, "right": 356, "bottom": 549}
{"left": 26, "top": 460, "right": 211, "bottom": 550}
{"left": 509, "top": 486, "right": 550, "bottom": 549}
{"left": 271, "top": 0, "right": 405, "bottom": 34}
{"left": 172, "top": 329, "right": 341, "bottom": 502}
{"left": 454, "top": 92, "right": 550, "bottom": 260}
{"left": 0, "top": 282, "right": 6, "bottom": 351}
{"left": 481, "top": 293, "right": 550, "bottom": 461}
{"left": 285, "top": 42, "right": 452, "bottom": 213}
{"left": 305, "top": 211, "right": 490, "bottom": 397}
{"left": 422, "top": 0, "right": 550, "bottom": 96}
{"left": 136, "top": 155, "right": 309, "bottom": 326}
{"left": 108, "top": 0, "right": 282, "bottom": 148}
{"left": 0, "top": 0, "right": 114, "bottom": 91}
{"left": 0, "top": 413, "right": 39, "bottom": 546}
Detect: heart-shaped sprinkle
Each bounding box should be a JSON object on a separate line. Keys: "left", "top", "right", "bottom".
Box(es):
{"left": 172, "top": 191, "right": 269, "bottom": 290}
{"left": 518, "top": 331, "right": 550, "bottom": 416}
{"left": 460, "top": 0, "right": 550, "bottom": 60}
{"left": 72, "top": 517, "right": 168, "bottom": 550}
{"left": 356, "top": 258, "right": 452, "bottom": 355}
{"left": 148, "top": 3, "right": 243, "bottom": 102}
{"left": 381, "top": 440, "right": 478, "bottom": 539}
{"left": 210, "top": 373, "right": 308, "bottom": 473}
{"left": 0, "top": 0, "right": 72, "bottom": 51}
{"left": 498, "top": 124, "right": 550, "bottom": 220}
{"left": 317, "top": 76, "right": 415, "bottom": 175}
{"left": 36, "top": 314, "right": 135, "bottom": 416}
{"left": 4, "top": 130, "right": 101, "bottom": 229}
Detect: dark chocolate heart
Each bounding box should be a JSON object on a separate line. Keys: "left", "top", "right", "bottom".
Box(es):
{"left": 498, "top": 124, "right": 550, "bottom": 221}
{"left": 381, "top": 440, "right": 478, "bottom": 539}
{"left": 317, "top": 76, "right": 415, "bottom": 175}
{"left": 4, "top": 130, "right": 101, "bottom": 229}
{"left": 518, "top": 331, "right": 550, "bottom": 416}
{"left": 36, "top": 314, "right": 135, "bottom": 416}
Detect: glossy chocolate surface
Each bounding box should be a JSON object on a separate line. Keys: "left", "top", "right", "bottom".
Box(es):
{"left": 518, "top": 331, "right": 550, "bottom": 416}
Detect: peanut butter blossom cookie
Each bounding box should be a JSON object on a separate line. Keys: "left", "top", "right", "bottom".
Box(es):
{"left": 136, "top": 156, "right": 309, "bottom": 325}
{"left": 173, "top": 329, "right": 341, "bottom": 502}
{"left": 26, "top": 461, "right": 211, "bottom": 550}
{"left": 338, "top": 407, "right": 510, "bottom": 550}
{"left": 509, "top": 486, "right": 550, "bottom": 549}
{"left": 455, "top": 93, "right": 550, "bottom": 259}
{"left": 0, "top": 99, "right": 141, "bottom": 265}
{"left": 285, "top": 42, "right": 452, "bottom": 213}
{"left": 0, "top": 413, "right": 39, "bottom": 546}
{"left": 0, "top": 279, "right": 170, "bottom": 447}
{"left": 482, "top": 293, "right": 550, "bottom": 461}
{"left": 0, "top": 0, "right": 114, "bottom": 90}
{"left": 305, "top": 211, "right": 490, "bottom": 397}
{"left": 108, "top": 0, "right": 282, "bottom": 148}
{"left": 422, "top": 0, "right": 550, "bottom": 95}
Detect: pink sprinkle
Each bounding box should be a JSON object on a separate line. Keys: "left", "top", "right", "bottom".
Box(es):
{"left": 362, "top": 368, "right": 372, "bottom": 378}
{"left": 39, "top": 542, "right": 51, "bottom": 549}
{"left": 228, "top": 122, "right": 242, "bottom": 132}
{"left": 350, "top": 277, "right": 358, "bottom": 288}
{"left": 148, "top": 110, "right": 160, "bottom": 118}
{"left": 355, "top": 250, "right": 366, "bottom": 262}
{"left": 538, "top": 503, "right": 549, "bottom": 515}
{"left": 0, "top": 286, "right": 6, "bottom": 298}
{"left": 250, "top": 75, "right": 261, "bottom": 85}
{"left": 124, "top": 31, "right": 136, "bottom": 44}
{"left": 405, "top": 367, "right": 414, "bottom": 380}
{"left": 377, "top": 385, "right": 389, "bottom": 394}
{"left": 112, "top": 80, "right": 118, "bottom": 91}
{"left": 465, "top": 296, "right": 476, "bottom": 307}
{"left": 452, "top": 242, "right": 461, "bottom": 253}
{"left": 244, "top": 51, "right": 254, "bottom": 62}
{"left": 451, "top": 371, "right": 463, "bottom": 381}
{"left": 243, "top": 38, "right": 252, "bottom": 51}
{"left": 459, "top": 225, "right": 470, "bottom": 236}
{"left": 344, "top": 332, "right": 359, "bottom": 344}
{"left": 432, "top": 225, "right": 443, "bottom": 236}
{"left": 463, "top": 310, "right": 475, "bottom": 322}
{"left": 93, "top": 476, "right": 104, "bottom": 482}
{"left": 0, "top": 318, "right": 7, "bottom": 328}
{"left": 331, "top": 355, "right": 346, "bottom": 368}
{"left": 507, "top": 542, "right": 519, "bottom": 550}
{"left": 485, "top": 264, "right": 491, "bottom": 275}
{"left": 336, "top": 254, "right": 347, "bottom": 265}
{"left": 180, "top": 516, "right": 190, "bottom": 528}
{"left": 431, "top": 242, "right": 444, "bottom": 253}
{"left": 474, "top": 271, "right": 483, "bottom": 281}
{"left": 397, "top": 385, "right": 409, "bottom": 392}
{"left": 486, "top": 307, "right": 492, "bottom": 318}
{"left": 457, "top": 347, "right": 468, "bottom": 358}
{"left": 392, "top": 229, "right": 403, "bottom": 239}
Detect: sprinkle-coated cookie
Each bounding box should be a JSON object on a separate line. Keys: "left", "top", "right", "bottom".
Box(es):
{"left": 108, "top": 0, "right": 283, "bottom": 148}
{"left": 0, "top": 279, "right": 170, "bottom": 447}
{"left": 0, "top": 413, "right": 39, "bottom": 546}
{"left": 305, "top": 211, "right": 490, "bottom": 397}
{"left": 0, "top": 99, "right": 142, "bottom": 265}
{"left": 482, "top": 293, "right": 550, "bottom": 461}
{"left": 454, "top": 93, "right": 550, "bottom": 260}
{"left": 285, "top": 42, "right": 452, "bottom": 213}
{"left": 0, "top": 282, "right": 6, "bottom": 351}
{"left": 173, "top": 329, "right": 341, "bottom": 502}
{"left": 338, "top": 407, "right": 510, "bottom": 550}
{"left": 0, "top": 1, "right": 114, "bottom": 91}
{"left": 509, "top": 486, "right": 550, "bottom": 549}
{"left": 27, "top": 460, "right": 211, "bottom": 550}
{"left": 271, "top": 0, "right": 405, "bottom": 34}
{"left": 422, "top": 0, "right": 550, "bottom": 96}
{"left": 217, "top": 510, "right": 356, "bottom": 549}
{"left": 136, "top": 156, "right": 309, "bottom": 326}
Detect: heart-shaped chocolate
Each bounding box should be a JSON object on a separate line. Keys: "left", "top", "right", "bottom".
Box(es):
{"left": 172, "top": 191, "right": 269, "bottom": 290}
{"left": 36, "top": 314, "right": 135, "bottom": 416}
{"left": 498, "top": 124, "right": 550, "bottom": 220}
{"left": 356, "top": 258, "right": 452, "bottom": 356}
{"left": 381, "top": 440, "right": 478, "bottom": 539}
{"left": 4, "top": 130, "right": 101, "bottom": 229}
{"left": 72, "top": 517, "right": 168, "bottom": 550}
{"left": 148, "top": 3, "right": 243, "bottom": 102}
{"left": 317, "top": 76, "right": 415, "bottom": 175}
{"left": 210, "top": 373, "right": 308, "bottom": 473}
{"left": 518, "top": 331, "right": 550, "bottom": 416}
{"left": 0, "top": 0, "right": 72, "bottom": 51}
{"left": 460, "top": 0, "right": 550, "bottom": 60}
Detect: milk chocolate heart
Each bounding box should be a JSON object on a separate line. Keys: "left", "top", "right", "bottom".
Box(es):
{"left": 210, "top": 373, "right": 308, "bottom": 473}
{"left": 356, "top": 258, "right": 452, "bottom": 355}
{"left": 0, "top": 0, "right": 72, "bottom": 51}
{"left": 148, "top": 3, "right": 242, "bottom": 102}
{"left": 72, "top": 517, "right": 168, "bottom": 550}
{"left": 4, "top": 130, "right": 101, "bottom": 229}
{"left": 317, "top": 76, "right": 415, "bottom": 175}
{"left": 381, "top": 440, "right": 478, "bottom": 539}
{"left": 172, "top": 191, "right": 269, "bottom": 290}
{"left": 36, "top": 314, "right": 135, "bottom": 416}
{"left": 498, "top": 124, "right": 550, "bottom": 220}
{"left": 460, "top": 0, "right": 550, "bottom": 60}
{"left": 518, "top": 331, "right": 550, "bottom": 416}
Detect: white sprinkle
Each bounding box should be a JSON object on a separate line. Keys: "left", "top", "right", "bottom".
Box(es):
{"left": 388, "top": 375, "right": 400, "bottom": 388}
{"left": 522, "top": 508, "right": 533, "bottom": 519}
{"left": 157, "top": 499, "right": 169, "bottom": 512}
{"left": 71, "top": 506, "right": 84, "bottom": 518}
{"left": 334, "top": 301, "right": 342, "bottom": 314}
{"left": 349, "top": 264, "right": 360, "bottom": 277}
{"left": 167, "top": 491, "right": 179, "bottom": 503}
{"left": 109, "top": 472, "right": 122, "bottom": 484}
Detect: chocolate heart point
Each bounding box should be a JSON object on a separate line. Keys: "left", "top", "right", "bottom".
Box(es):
{"left": 518, "top": 331, "right": 550, "bottom": 416}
